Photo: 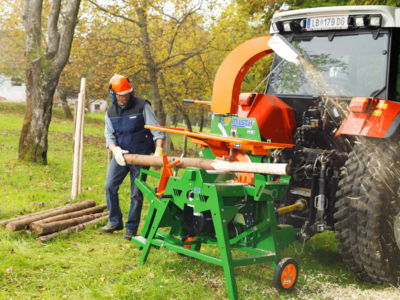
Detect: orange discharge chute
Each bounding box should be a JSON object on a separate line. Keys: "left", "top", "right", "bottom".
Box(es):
{"left": 211, "top": 36, "right": 274, "bottom": 115}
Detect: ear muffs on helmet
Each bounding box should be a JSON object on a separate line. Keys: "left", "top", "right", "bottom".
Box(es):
{"left": 109, "top": 83, "right": 117, "bottom": 101}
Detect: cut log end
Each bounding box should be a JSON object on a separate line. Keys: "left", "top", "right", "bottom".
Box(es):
{"left": 6, "top": 222, "right": 17, "bottom": 232}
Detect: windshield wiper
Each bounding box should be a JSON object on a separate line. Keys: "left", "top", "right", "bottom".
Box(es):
{"left": 370, "top": 86, "right": 386, "bottom": 98}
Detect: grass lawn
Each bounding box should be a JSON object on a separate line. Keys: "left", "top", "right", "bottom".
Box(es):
{"left": 0, "top": 102, "right": 398, "bottom": 299}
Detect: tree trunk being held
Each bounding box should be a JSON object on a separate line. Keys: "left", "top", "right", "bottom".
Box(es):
{"left": 19, "top": 0, "right": 81, "bottom": 164}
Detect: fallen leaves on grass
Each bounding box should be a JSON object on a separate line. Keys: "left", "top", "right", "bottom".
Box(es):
{"left": 167, "top": 269, "right": 175, "bottom": 273}
{"left": 6, "top": 267, "right": 12, "bottom": 273}
{"left": 88, "top": 248, "right": 94, "bottom": 252}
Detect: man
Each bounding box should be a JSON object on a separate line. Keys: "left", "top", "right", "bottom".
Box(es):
{"left": 101, "top": 74, "right": 165, "bottom": 240}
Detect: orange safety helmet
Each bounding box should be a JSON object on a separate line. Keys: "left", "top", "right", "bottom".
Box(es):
{"left": 109, "top": 74, "right": 133, "bottom": 96}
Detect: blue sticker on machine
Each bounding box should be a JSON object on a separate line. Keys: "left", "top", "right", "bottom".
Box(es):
{"left": 194, "top": 188, "right": 200, "bottom": 193}
{"left": 232, "top": 118, "right": 254, "bottom": 129}
{"left": 247, "top": 130, "right": 255, "bottom": 134}
{"left": 234, "top": 143, "right": 241, "bottom": 148}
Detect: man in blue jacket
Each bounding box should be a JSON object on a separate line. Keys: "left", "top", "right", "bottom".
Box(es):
{"left": 101, "top": 74, "right": 165, "bottom": 240}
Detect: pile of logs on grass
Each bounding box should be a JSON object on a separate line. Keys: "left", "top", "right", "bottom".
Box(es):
{"left": 0, "top": 200, "right": 108, "bottom": 243}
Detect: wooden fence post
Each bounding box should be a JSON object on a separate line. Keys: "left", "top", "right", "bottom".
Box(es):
{"left": 193, "top": 144, "right": 198, "bottom": 157}
{"left": 165, "top": 114, "right": 171, "bottom": 155}
{"left": 77, "top": 79, "right": 86, "bottom": 194}
{"left": 72, "top": 100, "right": 78, "bottom": 167}
{"left": 71, "top": 78, "right": 86, "bottom": 199}
{"left": 182, "top": 130, "right": 187, "bottom": 157}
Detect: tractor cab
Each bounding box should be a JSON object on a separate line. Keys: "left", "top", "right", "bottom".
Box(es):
{"left": 266, "top": 6, "right": 400, "bottom": 126}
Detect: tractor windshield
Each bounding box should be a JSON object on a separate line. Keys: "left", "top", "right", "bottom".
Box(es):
{"left": 266, "top": 32, "right": 389, "bottom": 97}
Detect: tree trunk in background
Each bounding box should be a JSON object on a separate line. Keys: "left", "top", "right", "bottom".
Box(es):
{"left": 59, "top": 90, "right": 73, "bottom": 119}
{"left": 19, "top": 59, "right": 58, "bottom": 164}
{"left": 19, "top": 0, "right": 81, "bottom": 164}
{"left": 199, "top": 115, "right": 204, "bottom": 132}
{"left": 135, "top": 5, "right": 165, "bottom": 126}
{"left": 173, "top": 114, "right": 178, "bottom": 127}
{"left": 183, "top": 113, "right": 193, "bottom": 132}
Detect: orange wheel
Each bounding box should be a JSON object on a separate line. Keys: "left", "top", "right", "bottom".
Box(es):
{"left": 273, "top": 258, "right": 299, "bottom": 292}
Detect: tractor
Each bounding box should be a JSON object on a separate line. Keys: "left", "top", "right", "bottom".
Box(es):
{"left": 268, "top": 5, "right": 400, "bottom": 286}
{"left": 127, "top": 5, "right": 400, "bottom": 299}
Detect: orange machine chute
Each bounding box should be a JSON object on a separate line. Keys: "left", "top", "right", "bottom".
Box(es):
{"left": 211, "top": 36, "right": 274, "bottom": 115}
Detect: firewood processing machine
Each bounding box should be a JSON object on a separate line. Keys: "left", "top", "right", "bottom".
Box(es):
{"left": 124, "top": 35, "right": 308, "bottom": 299}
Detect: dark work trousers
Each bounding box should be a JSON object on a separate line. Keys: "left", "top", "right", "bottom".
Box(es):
{"left": 104, "top": 156, "right": 149, "bottom": 233}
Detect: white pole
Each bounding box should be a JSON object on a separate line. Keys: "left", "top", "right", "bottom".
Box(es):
{"left": 71, "top": 93, "right": 84, "bottom": 199}
{"left": 78, "top": 78, "right": 86, "bottom": 194}
{"left": 78, "top": 104, "right": 84, "bottom": 194}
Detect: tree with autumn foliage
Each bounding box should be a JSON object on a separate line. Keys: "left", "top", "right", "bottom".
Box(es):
{"left": 159, "top": 1, "right": 268, "bottom": 131}
{"left": 0, "top": 2, "right": 25, "bottom": 83}
{"left": 86, "top": 0, "right": 223, "bottom": 126}
{"left": 0, "top": 0, "right": 82, "bottom": 164}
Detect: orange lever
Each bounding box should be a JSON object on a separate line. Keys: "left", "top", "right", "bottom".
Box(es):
{"left": 156, "top": 155, "right": 180, "bottom": 198}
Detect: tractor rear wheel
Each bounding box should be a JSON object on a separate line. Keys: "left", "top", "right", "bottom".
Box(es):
{"left": 334, "top": 139, "right": 400, "bottom": 285}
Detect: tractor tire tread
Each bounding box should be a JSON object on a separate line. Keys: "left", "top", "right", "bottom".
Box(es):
{"left": 334, "top": 140, "right": 400, "bottom": 285}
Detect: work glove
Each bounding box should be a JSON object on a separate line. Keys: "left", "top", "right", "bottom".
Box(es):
{"left": 153, "top": 146, "right": 164, "bottom": 157}
{"left": 152, "top": 147, "right": 164, "bottom": 171}
{"left": 112, "top": 146, "right": 129, "bottom": 166}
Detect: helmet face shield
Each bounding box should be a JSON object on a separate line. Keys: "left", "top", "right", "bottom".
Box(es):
{"left": 109, "top": 74, "right": 133, "bottom": 96}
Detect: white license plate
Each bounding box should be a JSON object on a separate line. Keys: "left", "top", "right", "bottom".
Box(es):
{"left": 306, "top": 15, "right": 348, "bottom": 31}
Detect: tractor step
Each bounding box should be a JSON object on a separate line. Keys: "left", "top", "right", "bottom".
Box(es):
{"left": 290, "top": 187, "right": 311, "bottom": 198}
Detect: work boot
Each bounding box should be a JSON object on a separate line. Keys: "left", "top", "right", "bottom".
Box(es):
{"left": 122, "top": 231, "right": 136, "bottom": 240}
{"left": 99, "top": 223, "right": 124, "bottom": 233}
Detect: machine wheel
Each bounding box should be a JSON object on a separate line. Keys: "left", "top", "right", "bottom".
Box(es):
{"left": 273, "top": 258, "right": 299, "bottom": 292}
{"left": 334, "top": 139, "right": 400, "bottom": 285}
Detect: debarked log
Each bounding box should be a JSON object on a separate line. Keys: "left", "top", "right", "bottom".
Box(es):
{"left": 36, "top": 214, "right": 109, "bottom": 243}
{"left": 124, "top": 154, "right": 291, "bottom": 175}
{"left": 7, "top": 200, "right": 96, "bottom": 232}
{"left": 30, "top": 204, "right": 107, "bottom": 230}
{"left": 34, "top": 211, "right": 108, "bottom": 235}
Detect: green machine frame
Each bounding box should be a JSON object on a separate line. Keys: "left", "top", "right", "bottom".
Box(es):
{"left": 132, "top": 165, "right": 299, "bottom": 300}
